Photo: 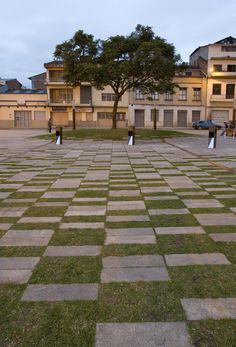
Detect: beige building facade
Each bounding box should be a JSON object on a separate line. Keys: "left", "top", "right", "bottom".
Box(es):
{"left": 128, "top": 68, "right": 206, "bottom": 128}
{"left": 0, "top": 91, "right": 49, "bottom": 128}
{"left": 1, "top": 36, "right": 236, "bottom": 129}
{"left": 190, "top": 36, "right": 236, "bottom": 124}
{"left": 45, "top": 61, "right": 128, "bottom": 128}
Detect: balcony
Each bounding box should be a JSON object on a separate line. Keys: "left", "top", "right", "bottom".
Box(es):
{"left": 49, "top": 99, "right": 72, "bottom": 106}
{"left": 210, "top": 70, "right": 236, "bottom": 77}
{"left": 210, "top": 94, "right": 235, "bottom": 102}
{"left": 46, "top": 78, "right": 65, "bottom": 85}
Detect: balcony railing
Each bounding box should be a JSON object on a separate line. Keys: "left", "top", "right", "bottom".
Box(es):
{"left": 210, "top": 94, "right": 235, "bottom": 101}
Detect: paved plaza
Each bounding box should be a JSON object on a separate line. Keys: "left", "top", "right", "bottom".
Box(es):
{"left": 0, "top": 130, "right": 236, "bottom": 346}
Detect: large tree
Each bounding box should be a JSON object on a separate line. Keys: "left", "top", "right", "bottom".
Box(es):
{"left": 54, "top": 25, "right": 181, "bottom": 129}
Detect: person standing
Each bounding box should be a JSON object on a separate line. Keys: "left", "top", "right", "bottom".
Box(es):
{"left": 48, "top": 118, "right": 52, "bottom": 133}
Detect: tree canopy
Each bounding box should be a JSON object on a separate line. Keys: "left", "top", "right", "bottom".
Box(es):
{"left": 54, "top": 25, "right": 182, "bottom": 128}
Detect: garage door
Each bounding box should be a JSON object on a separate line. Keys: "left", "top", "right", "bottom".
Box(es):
{"left": 135, "top": 110, "right": 145, "bottom": 127}
{"left": 51, "top": 112, "right": 69, "bottom": 126}
{"left": 14, "top": 111, "right": 32, "bottom": 128}
{"left": 163, "top": 110, "right": 173, "bottom": 127}
{"left": 211, "top": 110, "right": 229, "bottom": 125}
{"left": 177, "top": 110, "right": 187, "bottom": 127}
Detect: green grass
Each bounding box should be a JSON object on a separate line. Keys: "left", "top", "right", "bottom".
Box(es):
{"left": 50, "top": 229, "right": 105, "bottom": 245}
{"left": 188, "top": 320, "right": 236, "bottom": 347}
{"left": 23, "top": 206, "right": 67, "bottom": 217}
{"left": 98, "top": 282, "right": 185, "bottom": 322}
{"left": 37, "top": 128, "right": 190, "bottom": 141}
{"left": 30, "top": 257, "right": 101, "bottom": 284}
{"left": 0, "top": 285, "right": 96, "bottom": 347}
{"left": 168, "top": 265, "right": 236, "bottom": 297}
{"left": 0, "top": 247, "right": 45, "bottom": 257}
{"left": 150, "top": 214, "right": 199, "bottom": 227}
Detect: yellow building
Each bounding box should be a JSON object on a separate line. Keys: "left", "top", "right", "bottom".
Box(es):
{"left": 0, "top": 89, "right": 49, "bottom": 128}
{"left": 190, "top": 36, "right": 236, "bottom": 124}
{"left": 45, "top": 61, "right": 129, "bottom": 128}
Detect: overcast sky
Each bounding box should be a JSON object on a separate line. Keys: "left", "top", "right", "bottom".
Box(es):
{"left": 1, "top": 0, "right": 236, "bottom": 87}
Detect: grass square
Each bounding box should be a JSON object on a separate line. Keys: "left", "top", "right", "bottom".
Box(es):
{"left": 168, "top": 265, "right": 236, "bottom": 297}
{"left": 0, "top": 284, "right": 96, "bottom": 347}
{"left": 30, "top": 257, "right": 102, "bottom": 284}
{"left": 150, "top": 214, "right": 199, "bottom": 227}
{"left": 50, "top": 229, "right": 105, "bottom": 246}
{"left": 98, "top": 282, "right": 185, "bottom": 322}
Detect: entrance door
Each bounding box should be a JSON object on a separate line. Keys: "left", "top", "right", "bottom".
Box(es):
{"left": 51, "top": 112, "right": 69, "bottom": 126}
{"left": 211, "top": 110, "right": 229, "bottom": 125}
{"left": 177, "top": 110, "right": 187, "bottom": 127}
{"left": 163, "top": 110, "right": 173, "bottom": 127}
{"left": 14, "top": 111, "right": 32, "bottom": 128}
{"left": 135, "top": 110, "right": 145, "bottom": 127}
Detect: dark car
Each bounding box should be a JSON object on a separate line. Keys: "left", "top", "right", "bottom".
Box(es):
{"left": 192, "top": 120, "right": 222, "bottom": 130}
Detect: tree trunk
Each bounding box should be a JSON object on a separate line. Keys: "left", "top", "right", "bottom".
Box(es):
{"left": 153, "top": 107, "right": 157, "bottom": 130}
{"left": 112, "top": 96, "right": 119, "bottom": 129}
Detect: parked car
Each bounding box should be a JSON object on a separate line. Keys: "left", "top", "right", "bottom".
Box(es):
{"left": 192, "top": 120, "right": 222, "bottom": 130}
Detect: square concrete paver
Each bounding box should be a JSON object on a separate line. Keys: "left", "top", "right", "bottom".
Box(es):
{"left": 0, "top": 229, "right": 54, "bottom": 246}
{"left": 107, "top": 201, "right": 145, "bottom": 211}
{"left": 109, "top": 190, "right": 140, "bottom": 197}
{"left": 65, "top": 206, "right": 106, "bottom": 216}
{"left": 194, "top": 213, "right": 236, "bottom": 225}
{"left": 0, "top": 270, "right": 33, "bottom": 284}
{"left": 105, "top": 228, "right": 156, "bottom": 244}
{"left": 42, "top": 191, "right": 75, "bottom": 199}
{"left": 51, "top": 179, "right": 81, "bottom": 189}
{"left": 183, "top": 199, "right": 223, "bottom": 208}
{"left": 0, "top": 257, "right": 40, "bottom": 269}
{"left": 210, "top": 233, "right": 236, "bottom": 242}
{"left": 60, "top": 222, "right": 104, "bottom": 229}
{"left": 101, "top": 267, "right": 170, "bottom": 283}
{"left": 181, "top": 298, "right": 236, "bottom": 320}
{"left": 106, "top": 215, "right": 149, "bottom": 222}
{"left": 0, "top": 207, "right": 27, "bottom": 217}
{"left": 149, "top": 208, "right": 189, "bottom": 215}
{"left": 44, "top": 246, "right": 101, "bottom": 256}
{"left": 21, "top": 283, "right": 98, "bottom": 301}
{"left": 18, "top": 217, "right": 61, "bottom": 224}
{"left": 103, "top": 255, "right": 165, "bottom": 268}
{"left": 165, "top": 253, "right": 230, "bottom": 266}
{"left": 155, "top": 226, "right": 205, "bottom": 235}
{"left": 95, "top": 322, "right": 193, "bottom": 347}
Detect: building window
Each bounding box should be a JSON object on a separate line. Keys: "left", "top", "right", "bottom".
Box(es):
{"left": 227, "top": 65, "right": 236, "bottom": 72}
{"left": 101, "top": 93, "right": 120, "bottom": 102}
{"left": 80, "top": 86, "right": 92, "bottom": 104}
{"left": 193, "top": 88, "right": 201, "bottom": 101}
{"left": 212, "top": 84, "right": 221, "bottom": 95}
{"left": 135, "top": 89, "right": 144, "bottom": 100}
{"left": 165, "top": 91, "right": 173, "bottom": 101}
{"left": 97, "top": 112, "right": 126, "bottom": 121}
{"left": 150, "top": 109, "right": 159, "bottom": 122}
{"left": 221, "top": 46, "right": 236, "bottom": 52}
{"left": 226, "top": 84, "right": 235, "bottom": 99}
{"left": 150, "top": 92, "right": 159, "bottom": 100}
{"left": 49, "top": 70, "right": 64, "bottom": 82}
{"left": 59, "top": 90, "right": 73, "bottom": 103}
{"left": 179, "top": 88, "right": 187, "bottom": 100}
{"left": 213, "top": 64, "right": 222, "bottom": 72}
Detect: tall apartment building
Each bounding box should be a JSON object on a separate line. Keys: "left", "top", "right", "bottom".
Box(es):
{"left": 190, "top": 36, "right": 236, "bottom": 124}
